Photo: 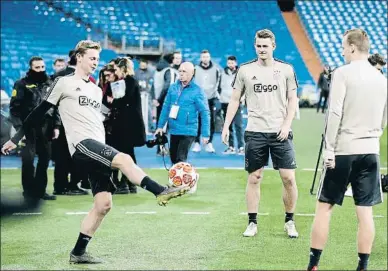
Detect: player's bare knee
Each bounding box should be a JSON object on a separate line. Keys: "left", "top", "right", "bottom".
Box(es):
{"left": 248, "top": 169, "right": 263, "bottom": 185}
{"left": 111, "top": 152, "right": 134, "bottom": 170}
{"left": 95, "top": 199, "right": 112, "bottom": 216}
{"left": 280, "top": 170, "right": 295, "bottom": 187}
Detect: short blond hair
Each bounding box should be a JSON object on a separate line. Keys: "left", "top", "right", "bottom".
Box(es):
{"left": 255, "top": 29, "right": 276, "bottom": 44}
{"left": 75, "top": 40, "right": 102, "bottom": 56}
{"left": 343, "top": 28, "right": 370, "bottom": 53}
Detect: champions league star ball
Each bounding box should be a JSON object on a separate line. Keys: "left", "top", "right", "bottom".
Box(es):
{"left": 168, "top": 162, "right": 199, "bottom": 194}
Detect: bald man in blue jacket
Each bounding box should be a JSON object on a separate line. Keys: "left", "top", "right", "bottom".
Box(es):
{"left": 155, "top": 62, "right": 210, "bottom": 164}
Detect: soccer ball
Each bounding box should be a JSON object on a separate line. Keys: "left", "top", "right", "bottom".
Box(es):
{"left": 168, "top": 162, "right": 199, "bottom": 193}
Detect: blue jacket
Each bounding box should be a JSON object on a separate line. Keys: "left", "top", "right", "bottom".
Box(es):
{"left": 158, "top": 80, "right": 210, "bottom": 137}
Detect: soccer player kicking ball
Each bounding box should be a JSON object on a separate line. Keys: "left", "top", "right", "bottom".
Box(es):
{"left": 222, "top": 29, "right": 299, "bottom": 238}
{"left": 1, "top": 40, "right": 190, "bottom": 264}
{"left": 307, "top": 29, "right": 387, "bottom": 271}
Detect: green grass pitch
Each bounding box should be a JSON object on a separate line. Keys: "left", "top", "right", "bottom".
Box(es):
{"left": 1, "top": 109, "right": 387, "bottom": 270}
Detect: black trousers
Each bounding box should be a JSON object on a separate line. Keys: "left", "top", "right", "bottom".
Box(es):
{"left": 195, "top": 98, "right": 216, "bottom": 143}
{"left": 170, "top": 135, "right": 196, "bottom": 164}
{"left": 53, "top": 126, "right": 88, "bottom": 192}
{"left": 108, "top": 138, "right": 137, "bottom": 188}
{"left": 317, "top": 90, "right": 329, "bottom": 113}
{"left": 22, "top": 129, "right": 51, "bottom": 198}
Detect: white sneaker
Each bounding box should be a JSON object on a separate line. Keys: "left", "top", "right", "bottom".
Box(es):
{"left": 205, "top": 143, "right": 216, "bottom": 153}
{"left": 188, "top": 173, "right": 199, "bottom": 194}
{"left": 191, "top": 142, "right": 201, "bottom": 152}
{"left": 243, "top": 222, "right": 257, "bottom": 237}
{"left": 237, "top": 147, "right": 244, "bottom": 156}
{"left": 284, "top": 220, "right": 299, "bottom": 238}
{"left": 222, "top": 146, "right": 235, "bottom": 154}
{"left": 344, "top": 187, "right": 353, "bottom": 197}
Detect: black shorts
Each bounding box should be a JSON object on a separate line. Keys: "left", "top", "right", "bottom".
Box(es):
{"left": 244, "top": 131, "right": 297, "bottom": 173}
{"left": 317, "top": 154, "right": 383, "bottom": 206}
{"left": 72, "top": 139, "right": 120, "bottom": 196}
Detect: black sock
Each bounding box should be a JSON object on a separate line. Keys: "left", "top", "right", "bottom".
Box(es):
{"left": 356, "top": 253, "right": 370, "bottom": 271}
{"left": 140, "top": 176, "right": 165, "bottom": 196}
{"left": 307, "top": 248, "right": 322, "bottom": 270}
{"left": 248, "top": 213, "right": 257, "bottom": 224}
{"left": 285, "top": 212, "right": 294, "bottom": 223}
{"left": 72, "top": 232, "right": 92, "bottom": 256}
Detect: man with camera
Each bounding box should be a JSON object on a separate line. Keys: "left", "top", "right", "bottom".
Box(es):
{"left": 155, "top": 62, "right": 210, "bottom": 165}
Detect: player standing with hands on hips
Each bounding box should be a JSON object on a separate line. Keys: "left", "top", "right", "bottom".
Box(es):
{"left": 222, "top": 29, "right": 299, "bottom": 238}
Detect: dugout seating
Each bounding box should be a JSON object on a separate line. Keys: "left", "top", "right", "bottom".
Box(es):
{"left": 296, "top": 0, "right": 387, "bottom": 70}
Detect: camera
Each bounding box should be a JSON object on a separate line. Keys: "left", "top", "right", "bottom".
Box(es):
{"left": 146, "top": 133, "right": 168, "bottom": 148}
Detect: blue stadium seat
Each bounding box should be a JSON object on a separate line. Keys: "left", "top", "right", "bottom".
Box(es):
{"left": 1, "top": 1, "right": 314, "bottom": 94}
{"left": 297, "top": 0, "right": 387, "bottom": 70}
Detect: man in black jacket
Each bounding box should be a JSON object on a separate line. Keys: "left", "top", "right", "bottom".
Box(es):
{"left": 10, "top": 56, "right": 59, "bottom": 200}
{"left": 316, "top": 64, "right": 331, "bottom": 113}
{"left": 51, "top": 50, "right": 89, "bottom": 196}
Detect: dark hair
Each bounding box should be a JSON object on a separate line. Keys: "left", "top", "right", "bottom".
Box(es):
{"left": 201, "top": 49, "right": 210, "bottom": 54}
{"left": 68, "top": 50, "right": 77, "bottom": 66}
{"left": 227, "top": 56, "right": 237, "bottom": 61}
{"left": 105, "top": 63, "right": 116, "bottom": 72}
{"left": 29, "top": 56, "right": 44, "bottom": 67}
{"left": 54, "top": 58, "right": 65, "bottom": 65}
{"left": 139, "top": 59, "right": 148, "bottom": 64}
{"left": 368, "top": 53, "right": 386, "bottom": 66}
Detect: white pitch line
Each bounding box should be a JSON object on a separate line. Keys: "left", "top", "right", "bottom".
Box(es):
{"left": 12, "top": 212, "right": 42, "bottom": 216}
{"left": 125, "top": 211, "right": 156, "bottom": 214}
{"left": 374, "top": 215, "right": 384, "bottom": 218}
{"left": 302, "top": 168, "right": 321, "bottom": 171}
{"left": 66, "top": 212, "right": 89, "bottom": 215}
{"left": 239, "top": 212, "right": 269, "bottom": 216}
{"left": 181, "top": 212, "right": 210, "bottom": 215}
{"left": 296, "top": 213, "right": 315, "bottom": 217}
{"left": 224, "top": 167, "right": 244, "bottom": 170}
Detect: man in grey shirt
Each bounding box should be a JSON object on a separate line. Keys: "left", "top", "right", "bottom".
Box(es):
{"left": 222, "top": 29, "right": 299, "bottom": 239}
{"left": 192, "top": 50, "right": 221, "bottom": 153}
{"left": 307, "top": 29, "right": 387, "bottom": 271}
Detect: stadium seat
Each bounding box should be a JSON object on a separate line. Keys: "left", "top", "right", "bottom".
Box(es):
{"left": 296, "top": 0, "right": 387, "bottom": 70}
{"left": 1, "top": 1, "right": 314, "bottom": 94}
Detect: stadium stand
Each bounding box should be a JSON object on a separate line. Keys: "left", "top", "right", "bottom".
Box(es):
{"left": 1, "top": 0, "right": 314, "bottom": 96}
{"left": 0, "top": 1, "right": 116, "bottom": 93}
{"left": 296, "top": 0, "right": 387, "bottom": 71}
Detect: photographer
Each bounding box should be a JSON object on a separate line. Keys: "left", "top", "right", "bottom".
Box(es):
{"left": 316, "top": 64, "right": 331, "bottom": 114}
{"left": 103, "top": 58, "right": 145, "bottom": 194}
{"left": 155, "top": 62, "right": 210, "bottom": 164}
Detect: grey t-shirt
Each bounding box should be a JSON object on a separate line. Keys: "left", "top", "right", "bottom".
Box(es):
{"left": 232, "top": 58, "right": 298, "bottom": 133}
{"left": 44, "top": 74, "right": 105, "bottom": 155}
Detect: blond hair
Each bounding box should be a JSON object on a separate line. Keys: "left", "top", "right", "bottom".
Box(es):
{"left": 75, "top": 40, "right": 102, "bottom": 56}
{"left": 343, "top": 28, "right": 370, "bottom": 53}
{"left": 116, "top": 57, "right": 135, "bottom": 77}
{"left": 255, "top": 29, "right": 276, "bottom": 45}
